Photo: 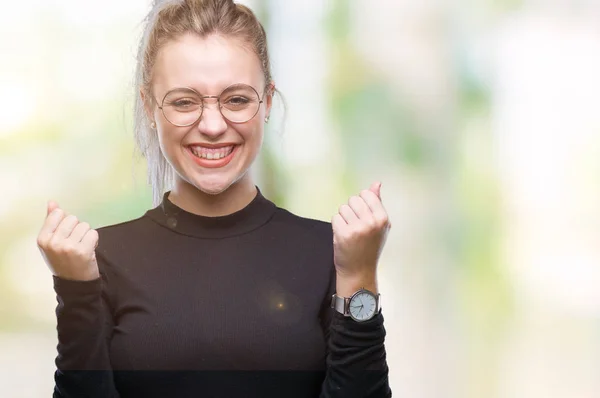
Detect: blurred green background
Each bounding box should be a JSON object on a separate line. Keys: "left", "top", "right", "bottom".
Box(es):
{"left": 2, "top": 0, "right": 600, "bottom": 396}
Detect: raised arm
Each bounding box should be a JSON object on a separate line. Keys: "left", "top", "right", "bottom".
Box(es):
{"left": 319, "top": 181, "right": 393, "bottom": 397}
{"left": 37, "top": 201, "right": 119, "bottom": 397}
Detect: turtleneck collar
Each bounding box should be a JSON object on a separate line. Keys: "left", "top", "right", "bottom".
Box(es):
{"left": 145, "top": 186, "right": 277, "bottom": 239}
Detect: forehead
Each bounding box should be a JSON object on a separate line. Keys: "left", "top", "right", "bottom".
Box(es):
{"left": 153, "top": 33, "right": 263, "bottom": 96}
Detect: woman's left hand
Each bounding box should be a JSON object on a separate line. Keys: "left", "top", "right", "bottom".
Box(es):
{"left": 331, "top": 182, "right": 392, "bottom": 283}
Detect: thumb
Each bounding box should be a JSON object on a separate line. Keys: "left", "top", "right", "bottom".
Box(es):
{"left": 369, "top": 181, "right": 382, "bottom": 200}
{"left": 47, "top": 200, "right": 59, "bottom": 216}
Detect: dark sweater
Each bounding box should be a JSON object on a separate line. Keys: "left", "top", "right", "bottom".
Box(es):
{"left": 52, "top": 187, "right": 391, "bottom": 398}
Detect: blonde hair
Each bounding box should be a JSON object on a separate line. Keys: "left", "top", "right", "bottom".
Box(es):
{"left": 133, "top": 0, "right": 273, "bottom": 206}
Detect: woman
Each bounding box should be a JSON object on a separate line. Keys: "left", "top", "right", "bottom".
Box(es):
{"left": 37, "top": 0, "right": 392, "bottom": 397}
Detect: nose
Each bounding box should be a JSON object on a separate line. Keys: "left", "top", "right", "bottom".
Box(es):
{"left": 197, "top": 99, "right": 227, "bottom": 137}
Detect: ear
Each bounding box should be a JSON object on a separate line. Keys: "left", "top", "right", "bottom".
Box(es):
{"left": 265, "top": 81, "right": 275, "bottom": 117}
{"left": 140, "top": 89, "right": 156, "bottom": 124}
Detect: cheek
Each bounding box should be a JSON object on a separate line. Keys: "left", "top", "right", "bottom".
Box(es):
{"left": 238, "top": 121, "right": 264, "bottom": 145}
{"left": 242, "top": 128, "right": 264, "bottom": 156}
{"left": 157, "top": 126, "right": 186, "bottom": 156}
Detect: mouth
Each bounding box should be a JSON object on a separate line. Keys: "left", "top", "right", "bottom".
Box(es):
{"left": 189, "top": 144, "right": 236, "bottom": 160}
{"left": 186, "top": 144, "right": 239, "bottom": 168}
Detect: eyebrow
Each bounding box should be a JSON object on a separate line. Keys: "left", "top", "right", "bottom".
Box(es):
{"left": 161, "top": 83, "right": 264, "bottom": 97}
{"left": 169, "top": 81, "right": 258, "bottom": 93}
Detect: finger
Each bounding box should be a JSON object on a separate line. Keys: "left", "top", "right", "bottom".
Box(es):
{"left": 81, "top": 229, "right": 99, "bottom": 252}
{"left": 348, "top": 195, "right": 373, "bottom": 221}
{"left": 332, "top": 213, "right": 346, "bottom": 229}
{"left": 368, "top": 181, "right": 381, "bottom": 200}
{"left": 39, "top": 207, "right": 68, "bottom": 241}
{"left": 359, "top": 189, "right": 389, "bottom": 226}
{"left": 53, "top": 215, "right": 79, "bottom": 240}
{"left": 338, "top": 204, "right": 359, "bottom": 224}
{"left": 68, "top": 222, "right": 91, "bottom": 243}
{"left": 47, "top": 200, "right": 59, "bottom": 217}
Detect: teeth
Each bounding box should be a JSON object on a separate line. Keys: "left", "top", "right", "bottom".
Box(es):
{"left": 190, "top": 145, "right": 234, "bottom": 160}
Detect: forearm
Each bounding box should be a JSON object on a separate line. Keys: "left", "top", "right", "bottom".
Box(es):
{"left": 319, "top": 270, "right": 391, "bottom": 398}
{"left": 53, "top": 276, "right": 119, "bottom": 397}
{"left": 319, "top": 312, "right": 391, "bottom": 398}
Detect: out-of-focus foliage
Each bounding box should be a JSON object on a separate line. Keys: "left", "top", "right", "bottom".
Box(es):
{"left": 1, "top": 0, "right": 599, "bottom": 397}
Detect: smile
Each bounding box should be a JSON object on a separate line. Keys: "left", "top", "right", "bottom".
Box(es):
{"left": 189, "top": 145, "right": 235, "bottom": 160}
{"left": 186, "top": 145, "right": 239, "bottom": 169}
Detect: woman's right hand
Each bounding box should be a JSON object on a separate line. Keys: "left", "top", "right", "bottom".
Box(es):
{"left": 37, "top": 201, "right": 100, "bottom": 281}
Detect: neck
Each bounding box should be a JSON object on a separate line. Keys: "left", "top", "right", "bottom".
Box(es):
{"left": 169, "top": 175, "right": 257, "bottom": 217}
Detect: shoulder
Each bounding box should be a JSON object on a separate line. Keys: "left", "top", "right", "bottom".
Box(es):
{"left": 270, "top": 206, "right": 333, "bottom": 243}
{"left": 94, "top": 212, "right": 157, "bottom": 258}
{"left": 95, "top": 214, "right": 147, "bottom": 241}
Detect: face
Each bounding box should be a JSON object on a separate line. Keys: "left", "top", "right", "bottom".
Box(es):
{"left": 145, "top": 33, "right": 273, "bottom": 195}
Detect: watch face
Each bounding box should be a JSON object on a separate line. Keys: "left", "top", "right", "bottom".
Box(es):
{"left": 349, "top": 291, "right": 377, "bottom": 321}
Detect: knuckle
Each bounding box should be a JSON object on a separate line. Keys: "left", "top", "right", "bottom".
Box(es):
{"left": 61, "top": 241, "right": 77, "bottom": 254}
{"left": 74, "top": 246, "right": 89, "bottom": 258}
{"left": 376, "top": 216, "right": 389, "bottom": 228}
{"left": 349, "top": 196, "right": 361, "bottom": 204}
{"left": 52, "top": 208, "right": 65, "bottom": 217}
{"left": 47, "top": 236, "right": 62, "bottom": 251}
{"left": 36, "top": 236, "right": 48, "bottom": 248}
{"left": 346, "top": 225, "right": 359, "bottom": 236}
{"left": 365, "top": 219, "right": 378, "bottom": 229}
{"left": 51, "top": 243, "right": 66, "bottom": 255}
{"left": 338, "top": 230, "right": 351, "bottom": 241}
{"left": 360, "top": 189, "right": 371, "bottom": 197}
{"left": 52, "top": 240, "right": 75, "bottom": 255}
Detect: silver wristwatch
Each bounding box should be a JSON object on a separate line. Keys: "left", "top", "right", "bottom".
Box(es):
{"left": 331, "top": 288, "right": 381, "bottom": 322}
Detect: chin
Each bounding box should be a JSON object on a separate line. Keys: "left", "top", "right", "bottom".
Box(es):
{"left": 193, "top": 181, "right": 231, "bottom": 196}
{"left": 191, "top": 172, "right": 247, "bottom": 196}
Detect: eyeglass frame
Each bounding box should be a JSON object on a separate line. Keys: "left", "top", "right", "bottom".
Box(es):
{"left": 154, "top": 83, "right": 271, "bottom": 127}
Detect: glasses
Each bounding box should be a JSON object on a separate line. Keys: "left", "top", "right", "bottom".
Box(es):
{"left": 156, "top": 83, "right": 266, "bottom": 126}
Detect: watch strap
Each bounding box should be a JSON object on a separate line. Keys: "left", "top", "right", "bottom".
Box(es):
{"left": 331, "top": 294, "right": 350, "bottom": 316}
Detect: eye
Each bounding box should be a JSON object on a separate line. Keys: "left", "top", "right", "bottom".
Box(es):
{"left": 172, "top": 99, "right": 197, "bottom": 108}
{"left": 224, "top": 96, "right": 250, "bottom": 106}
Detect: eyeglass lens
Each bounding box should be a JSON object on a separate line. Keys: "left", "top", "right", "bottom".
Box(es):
{"left": 161, "top": 84, "right": 261, "bottom": 126}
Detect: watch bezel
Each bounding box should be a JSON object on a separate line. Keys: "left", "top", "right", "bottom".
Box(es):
{"left": 331, "top": 288, "right": 381, "bottom": 322}
{"left": 348, "top": 288, "right": 379, "bottom": 322}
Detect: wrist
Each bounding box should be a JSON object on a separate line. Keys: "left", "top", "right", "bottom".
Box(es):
{"left": 336, "top": 272, "right": 378, "bottom": 297}
{"left": 55, "top": 268, "right": 100, "bottom": 282}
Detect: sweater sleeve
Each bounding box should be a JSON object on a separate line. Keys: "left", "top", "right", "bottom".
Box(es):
{"left": 52, "top": 252, "right": 120, "bottom": 398}
{"left": 318, "top": 267, "right": 392, "bottom": 398}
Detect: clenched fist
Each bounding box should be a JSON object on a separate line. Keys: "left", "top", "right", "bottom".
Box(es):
{"left": 332, "top": 182, "right": 391, "bottom": 280}
{"left": 37, "top": 201, "right": 100, "bottom": 281}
